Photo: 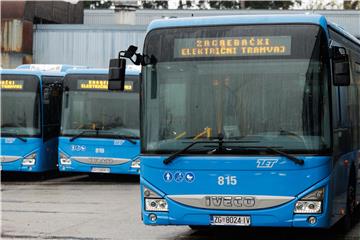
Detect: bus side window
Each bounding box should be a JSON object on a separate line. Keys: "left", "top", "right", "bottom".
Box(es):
{"left": 330, "top": 28, "right": 360, "bottom": 151}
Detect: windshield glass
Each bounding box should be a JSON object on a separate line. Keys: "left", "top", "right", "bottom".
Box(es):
{"left": 1, "top": 75, "right": 41, "bottom": 137}
{"left": 142, "top": 24, "right": 331, "bottom": 153}
{"left": 61, "top": 74, "right": 140, "bottom": 138}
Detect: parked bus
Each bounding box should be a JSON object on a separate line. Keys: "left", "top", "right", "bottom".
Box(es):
{"left": 1, "top": 68, "right": 64, "bottom": 172}
{"left": 109, "top": 15, "right": 360, "bottom": 229}
{"left": 58, "top": 67, "right": 141, "bottom": 175}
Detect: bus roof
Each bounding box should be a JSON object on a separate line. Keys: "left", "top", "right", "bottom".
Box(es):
{"left": 147, "top": 14, "right": 360, "bottom": 47}
{"left": 66, "top": 65, "right": 141, "bottom": 76}
{"left": 328, "top": 21, "right": 360, "bottom": 46}
{"left": 1, "top": 69, "right": 43, "bottom": 77}
{"left": 0, "top": 69, "right": 66, "bottom": 77}
{"left": 147, "top": 14, "right": 328, "bottom": 32}
{"left": 16, "top": 64, "right": 86, "bottom": 72}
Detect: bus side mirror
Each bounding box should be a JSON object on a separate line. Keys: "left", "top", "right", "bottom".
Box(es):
{"left": 332, "top": 46, "right": 350, "bottom": 86}
{"left": 108, "top": 58, "right": 126, "bottom": 91}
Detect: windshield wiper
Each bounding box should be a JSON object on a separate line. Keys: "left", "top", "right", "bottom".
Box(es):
{"left": 163, "top": 141, "right": 210, "bottom": 165}
{"left": 115, "top": 135, "right": 139, "bottom": 145}
{"left": 265, "top": 146, "right": 304, "bottom": 165}
{"left": 163, "top": 132, "right": 304, "bottom": 165}
{"left": 1, "top": 132, "right": 27, "bottom": 142}
{"left": 69, "top": 129, "right": 99, "bottom": 142}
{"left": 69, "top": 129, "right": 139, "bottom": 144}
{"left": 163, "top": 135, "right": 259, "bottom": 165}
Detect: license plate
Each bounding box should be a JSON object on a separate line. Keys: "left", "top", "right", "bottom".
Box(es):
{"left": 91, "top": 167, "right": 110, "bottom": 173}
{"left": 211, "top": 215, "right": 251, "bottom": 226}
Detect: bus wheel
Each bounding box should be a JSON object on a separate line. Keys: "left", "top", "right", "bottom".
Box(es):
{"left": 340, "top": 172, "right": 356, "bottom": 232}
{"left": 188, "top": 225, "right": 208, "bottom": 231}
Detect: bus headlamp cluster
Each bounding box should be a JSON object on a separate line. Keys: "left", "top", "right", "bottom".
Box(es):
{"left": 22, "top": 153, "right": 37, "bottom": 166}
{"left": 143, "top": 187, "right": 168, "bottom": 212}
{"left": 60, "top": 152, "right": 71, "bottom": 165}
{"left": 294, "top": 187, "right": 325, "bottom": 214}
{"left": 131, "top": 157, "right": 141, "bottom": 169}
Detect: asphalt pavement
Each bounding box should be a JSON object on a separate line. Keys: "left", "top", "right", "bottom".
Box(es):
{"left": 1, "top": 173, "right": 360, "bottom": 240}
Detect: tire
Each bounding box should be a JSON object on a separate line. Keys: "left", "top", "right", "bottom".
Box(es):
{"left": 188, "top": 225, "right": 208, "bottom": 231}
{"left": 339, "top": 170, "right": 356, "bottom": 232}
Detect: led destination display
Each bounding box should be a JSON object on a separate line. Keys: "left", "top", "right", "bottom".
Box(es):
{"left": 174, "top": 36, "right": 291, "bottom": 58}
{"left": 78, "top": 80, "right": 133, "bottom": 91}
{"left": 1, "top": 80, "right": 24, "bottom": 90}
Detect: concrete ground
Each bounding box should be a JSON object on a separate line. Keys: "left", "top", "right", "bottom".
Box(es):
{"left": 1, "top": 173, "right": 360, "bottom": 240}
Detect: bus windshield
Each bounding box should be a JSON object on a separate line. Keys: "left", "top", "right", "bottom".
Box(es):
{"left": 61, "top": 75, "right": 140, "bottom": 138}
{"left": 142, "top": 24, "right": 331, "bottom": 153}
{"left": 1, "top": 75, "right": 41, "bottom": 137}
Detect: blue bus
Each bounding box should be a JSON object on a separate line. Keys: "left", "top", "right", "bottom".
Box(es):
{"left": 58, "top": 67, "right": 141, "bottom": 175}
{"left": 109, "top": 15, "right": 360, "bottom": 229}
{"left": 1, "top": 68, "right": 64, "bottom": 172}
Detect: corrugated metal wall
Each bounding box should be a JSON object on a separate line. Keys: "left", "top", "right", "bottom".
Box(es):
{"left": 33, "top": 25, "right": 146, "bottom": 67}
{"left": 35, "top": 10, "right": 359, "bottom": 68}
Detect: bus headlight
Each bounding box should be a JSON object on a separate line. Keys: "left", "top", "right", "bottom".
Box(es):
{"left": 131, "top": 157, "right": 141, "bottom": 169}
{"left": 294, "top": 187, "right": 324, "bottom": 214}
{"left": 60, "top": 152, "right": 71, "bottom": 165}
{"left": 22, "top": 153, "right": 36, "bottom": 166}
{"left": 143, "top": 186, "right": 168, "bottom": 212}
{"left": 145, "top": 198, "right": 168, "bottom": 212}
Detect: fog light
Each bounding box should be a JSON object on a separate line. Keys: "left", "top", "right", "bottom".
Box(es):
{"left": 22, "top": 153, "right": 36, "bottom": 166}
{"left": 144, "top": 189, "right": 151, "bottom": 197}
{"left": 131, "top": 157, "right": 140, "bottom": 169}
{"left": 149, "top": 213, "right": 157, "bottom": 222}
{"left": 143, "top": 187, "right": 159, "bottom": 198}
{"left": 60, "top": 152, "right": 71, "bottom": 165}
{"left": 307, "top": 216, "right": 317, "bottom": 225}
{"left": 145, "top": 198, "right": 168, "bottom": 212}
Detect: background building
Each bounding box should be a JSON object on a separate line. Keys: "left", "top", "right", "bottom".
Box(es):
{"left": 1, "top": 1, "right": 83, "bottom": 68}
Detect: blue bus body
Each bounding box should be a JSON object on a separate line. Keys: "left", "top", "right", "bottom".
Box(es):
{"left": 138, "top": 15, "right": 360, "bottom": 228}
{"left": 1, "top": 69, "right": 65, "bottom": 172}
{"left": 58, "top": 67, "right": 141, "bottom": 175}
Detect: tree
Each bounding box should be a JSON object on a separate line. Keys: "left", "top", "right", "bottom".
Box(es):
{"left": 141, "top": 1, "right": 168, "bottom": 9}
{"left": 297, "top": 0, "right": 343, "bottom": 9}
{"left": 344, "top": 0, "right": 360, "bottom": 9}
{"left": 83, "top": 0, "right": 114, "bottom": 9}
{"left": 190, "top": 1, "right": 295, "bottom": 10}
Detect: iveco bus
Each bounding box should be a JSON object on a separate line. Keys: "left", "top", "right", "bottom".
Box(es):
{"left": 1, "top": 67, "right": 64, "bottom": 172}
{"left": 110, "top": 15, "right": 360, "bottom": 229}
{"left": 58, "top": 67, "right": 141, "bottom": 174}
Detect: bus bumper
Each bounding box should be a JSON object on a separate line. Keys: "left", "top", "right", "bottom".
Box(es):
{"left": 58, "top": 160, "right": 140, "bottom": 175}
{"left": 141, "top": 176, "right": 332, "bottom": 228}
{"left": 1, "top": 158, "right": 47, "bottom": 172}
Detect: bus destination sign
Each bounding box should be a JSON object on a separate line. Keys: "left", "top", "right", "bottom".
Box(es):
{"left": 174, "top": 36, "right": 291, "bottom": 58}
{"left": 1, "top": 80, "right": 24, "bottom": 90}
{"left": 78, "top": 80, "right": 133, "bottom": 91}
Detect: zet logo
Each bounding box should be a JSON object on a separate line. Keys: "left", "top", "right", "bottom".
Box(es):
{"left": 256, "top": 159, "right": 278, "bottom": 168}
{"left": 71, "top": 145, "right": 86, "bottom": 152}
